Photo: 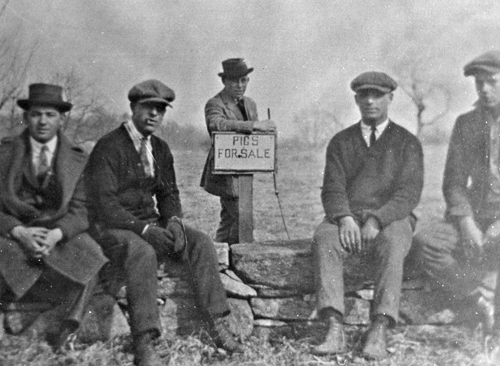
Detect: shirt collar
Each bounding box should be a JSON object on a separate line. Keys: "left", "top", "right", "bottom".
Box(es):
{"left": 360, "top": 119, "right": 390, "bottom": 133}
{"left": 125, "top": 120, "right": 149, "bottom": 142}
{"left": 30, "top": 135, "right": 58, "bottom": 154}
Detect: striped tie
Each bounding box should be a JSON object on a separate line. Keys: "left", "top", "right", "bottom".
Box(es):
{"left": 140, "top": 138, "right": 153, "bottom": 177}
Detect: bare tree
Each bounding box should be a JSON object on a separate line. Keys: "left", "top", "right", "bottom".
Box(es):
{"left": 49, "top": 68, "right": 118, "bottom": 144}
{"left": 395, "top": 56, "right": 452, "bottom": 137}
{"left": 0, "top": 0, "right": 37, "bottom": 124}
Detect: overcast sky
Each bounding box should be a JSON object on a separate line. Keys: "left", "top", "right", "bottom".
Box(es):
{"left": 4, "top": 0, "right": 500, "bottom": 137}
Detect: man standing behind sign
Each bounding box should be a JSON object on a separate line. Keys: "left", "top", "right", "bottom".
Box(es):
{"left": 201, "top": 58, "right": 276, "bottom": 245}
{"left": 311, "top": 72, "right": 423, "bottom": 360}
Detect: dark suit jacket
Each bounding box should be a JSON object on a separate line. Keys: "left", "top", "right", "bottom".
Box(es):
{"left": 443, "top": 105, "right": 495, "bottom": 223}
{"left": 0, "top": 129, "right": 107, "bottom": 298}
{"left": 321, "top": 121, "right": 424, "bottom": 228}
{"left": 200, "top": 89, "right": 259, "bottom": 197}
{"left": 85, "top": 123, "right": 182, "bottom": 236}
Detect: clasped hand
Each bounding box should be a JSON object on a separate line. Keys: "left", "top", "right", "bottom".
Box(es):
{"left": 142, "top": 218, "right": 186, "bottom": 255}
{"left": 10, "top": 226, "right": 63, "bottom": 258}
{"left": 461, "top": 217, "right": 500, "bottom": 263}
{"left": 338, "top": 216, "right": 381, "bottom": 254}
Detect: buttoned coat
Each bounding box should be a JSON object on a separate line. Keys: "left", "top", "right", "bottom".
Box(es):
{"left": 0, "top": 130, "right": 107, "bottom": 299}
{"left": 321, "top": 121, "right": 424, "bottom": 228}
{"left": 85, "top": 123, "right": 182, "bottom": 236}
{"left": 200, "top": 89, "right": 259, "bottom": 197}
{"left": 443, "top": 105, "right": 493, "bottom": 222}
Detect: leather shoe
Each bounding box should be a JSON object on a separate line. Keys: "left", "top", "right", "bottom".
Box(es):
{"left": 133, "top": 331, "right": 163, "bottom": 366}
{"left": 362, "top": 316, "right": 388, "bottom": 360}
{"left": 211, "top": 316, "right": 244, "bottom": 353}
{"left": 311, "top": 316, "right": 346, "bottom": 355}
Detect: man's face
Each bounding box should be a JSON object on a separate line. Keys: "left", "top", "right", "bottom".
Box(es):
{"left": 223, "top": 76, "right": 249, "bottom": 100}
{"left": 475, "top": 73, "right": 500, "bottom": 108}
{"left": 25, "top": 105, "right": 63, "bottom": 143}
{"left": 131, "top": 102, "right": 167, "bottom": 136}
{"left": 355, "top": 89, "right": 393, "bottom": 125}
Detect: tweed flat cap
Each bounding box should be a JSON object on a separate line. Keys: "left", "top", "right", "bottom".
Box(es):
{"left": 350, "top": 71, "right": 398, "bottom": 93}
{"left": 464, "top": 51, "right": 500, "bottom": 76}
{"left": 128, "top": 79, "right": 175, "bottom": 107}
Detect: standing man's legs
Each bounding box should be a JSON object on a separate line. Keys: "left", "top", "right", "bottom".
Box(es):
{"left": 215, "top": 197, "right": 239, "bottom": 245}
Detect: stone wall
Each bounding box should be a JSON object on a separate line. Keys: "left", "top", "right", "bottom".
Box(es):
{"left": 3, "top": 238, "right": 489, "bottom": 343}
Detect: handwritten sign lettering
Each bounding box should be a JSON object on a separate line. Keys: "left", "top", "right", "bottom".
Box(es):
{"left": 213, "top": 133, "right": 276, "bottom": 173}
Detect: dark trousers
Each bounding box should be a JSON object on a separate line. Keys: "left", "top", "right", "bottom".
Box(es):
{"left": 101, "top": 224, "right": 229, "bottom": 337}
{"left": 313, "top": 217, "right": 413, "bottom": 324}
{"left": 414, "top": 221, "right": 497, "bottom": 299}
{"left": 0, "top": 268, "right": 97, "bottom": 327}
{"left": 215, "top": 197, "right": 239, "bottom": 245}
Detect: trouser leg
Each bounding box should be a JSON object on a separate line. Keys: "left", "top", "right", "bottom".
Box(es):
{"left": 370, "top": 217, "right": 413, "bottom": 324}
{"left": 105, "top": 230, "right": 160, "bottom": 337}
{"left": 184, "top": 224, "right": 229, "bottom": 317}
{"left": 313, "top": 219, "right": 345, "bottom": 316}
{"left": 215, "top": 197, "right": 239, "bottom": 245}
{"left": 415, "top": 221, "right": 485, "bottom": 299}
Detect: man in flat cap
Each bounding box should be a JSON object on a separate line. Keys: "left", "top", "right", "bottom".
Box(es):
{"left": 86, "top": 79, "right": 243, "bottom": 366}
{"left": 201, "top": 58, "right": 276, "bottom": 244}
{"left": 415, "top": 50, "right": 500, "bottom": 335}
{"left": 311, "top": 72, "right": 423, "bottom": 359}
{"left": 0, "top": 83, "right": 108, "bottom": 350}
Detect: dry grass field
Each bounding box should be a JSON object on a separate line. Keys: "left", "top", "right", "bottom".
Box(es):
{"left": 1, "top": 142, "right": 498, "bottom": 365}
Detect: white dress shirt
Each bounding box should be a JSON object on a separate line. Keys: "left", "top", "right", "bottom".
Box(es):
{"left": 360, "top": 119, "right": 389, "bottom": 147}
{"left": 124, "top": 120, "right": 155, "bottom": 177}
{"left": 30, "top": 136, "right": 58, "bottom": 176}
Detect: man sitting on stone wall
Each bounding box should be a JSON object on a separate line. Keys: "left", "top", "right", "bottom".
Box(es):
{"left": 311, "top": 72, "right": 424, "bottom": 360}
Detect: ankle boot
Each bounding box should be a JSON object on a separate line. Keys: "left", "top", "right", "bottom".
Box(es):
{"left": 311, "top": 315, "right": 346, "bottom": 355}
{"left": 362, "top": 315, "right": 389, "bottom": 360}
{"left": 133, "top": 331, "right": 163, "bottom": 366}
{"left": 211, "top": 316, "right": 244, "bottom": 353}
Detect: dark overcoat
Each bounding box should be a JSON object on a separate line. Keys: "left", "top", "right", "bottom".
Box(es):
{"left": 0, "top": 130, "right": 107, "bottom": 299}
{"left": 200, "top": 89, "right": 258, "bottom": 197}
{"left": 442, "top": 105, "right": 494, "bottom": 222}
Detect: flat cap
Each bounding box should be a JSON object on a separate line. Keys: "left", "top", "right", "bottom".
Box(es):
{"left": 464, "top": 51, "right": 500, "bottom": 76}
{"left": 350, "top": 71, "right": 397, "bottom": 93}
{"left": 128, "top": 79, "right": 175, "bottom": 107}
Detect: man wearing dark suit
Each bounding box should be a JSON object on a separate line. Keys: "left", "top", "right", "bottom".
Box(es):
{"left": 416, "top": 51, "right": 500, "bottom": 335}
{"left": 311, "top": 72, "right": 424, "bottom": 360}
{"left": 86, "top": 79, "right": 242, "bottom": 366}
{"left": 0, "top": 83, "right": 108, "bottom": 350}
{"left": 200, "top": 58, "right": 276, "bottom": 244}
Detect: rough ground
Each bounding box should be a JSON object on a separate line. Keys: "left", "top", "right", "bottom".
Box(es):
{"left": 1, "top": 143, "right": 499, "bottom": 365}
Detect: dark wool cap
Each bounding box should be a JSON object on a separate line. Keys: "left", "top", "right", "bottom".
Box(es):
{"left": 464, "top": 51, "right": 500, "bottom": 76}
{"left": 128, "top": 79, "right": 175, "bottom": 107}
{"left": 350, "top": 71, "right": 398, "bottom": 93}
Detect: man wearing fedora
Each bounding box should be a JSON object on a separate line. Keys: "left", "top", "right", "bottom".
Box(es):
{"left": 415, "top": 51, "right": 500, "bottom": 336}
{"left": 311, "top": 72, "right": 423, "bottom": 359}
{"left": 86, "top": 79, "right": 243, "bottom": 366}
{"left": 201, "top": 58, "right": 276, "bottom": 245}
{"left": 0, "top": 83, "right": 108, "bottom": 350}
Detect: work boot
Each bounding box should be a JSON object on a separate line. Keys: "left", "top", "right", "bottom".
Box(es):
{"left": 133, "top": 331, "right": 163, "bottom": 366}
{"left": 211, "top": 316, "right": 245, "bottom": 353}
{"left": 362, "top": 315, "right": 389, "bottom": 360}
{"left": 311, "top": 315, "right": 346, "bottom": 355}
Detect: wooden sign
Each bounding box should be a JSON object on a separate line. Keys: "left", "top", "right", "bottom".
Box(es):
{"left": 212, "top": 132, "right": 276, "bottom": 174}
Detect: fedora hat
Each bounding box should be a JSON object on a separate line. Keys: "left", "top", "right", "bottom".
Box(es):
{"left": 17, "top": 83, "right": 72, "bottom": 113}
{"left": 218, "top": 58, "right": 254, "bottom": 79}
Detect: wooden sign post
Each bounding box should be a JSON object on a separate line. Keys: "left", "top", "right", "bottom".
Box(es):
{"left": 212, "top": 132, "right": 277, "bottom": 242}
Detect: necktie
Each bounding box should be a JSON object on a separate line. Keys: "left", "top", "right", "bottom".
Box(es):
{"left": 237, "top": 99, "right": 248, "bottom": 121}
{"left": 370, "top": 125, "right": 377, "bottom": 147}
{"left": 38, "top": 145, "right": 50, "bottom": 177}
{"left": 140, "top": 138, "right": 153, "bottom": 177}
